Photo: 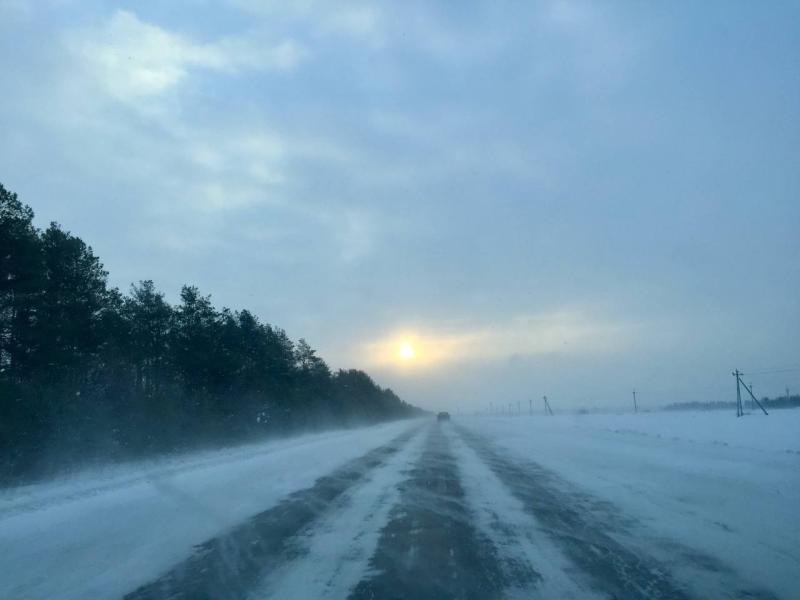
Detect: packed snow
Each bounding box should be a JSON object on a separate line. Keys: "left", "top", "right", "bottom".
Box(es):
{"left": 1, "top": 409, "right": 798, "bottom": 599}
{"left": 251, "top": 428, "right": 427, "bottom": 599}
{"left": 0, "top": 420, "right": 421, "bottom": 599}
{"left": 459, "top": 409, "right": 800, "bottom": 598}
{"left": 450, "top": 431, "right": 605, "bottom": 599}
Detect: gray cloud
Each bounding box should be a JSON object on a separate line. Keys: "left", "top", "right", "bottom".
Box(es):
{"left": 1, "top": 0, "right": 798, "bottom": 411}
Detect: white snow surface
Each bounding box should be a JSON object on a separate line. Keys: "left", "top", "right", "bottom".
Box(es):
{"left": 250, "top": 427, "right": 428, "bottom": 599}
{"left": 0, "top": 419, "right": 421, "bottom": 600}
{"left": 449, "top": 429, "right": 605, "bottom": 600}
{"left": 459, "top": 409, "right": 800, "bottom": 599}
{"left": 2, "top": 410, "right": 798, "bottom": 599}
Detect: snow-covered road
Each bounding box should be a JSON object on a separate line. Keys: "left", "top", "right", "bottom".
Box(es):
{"left": 2, "top": 411, "right": 798, "bottom": 599}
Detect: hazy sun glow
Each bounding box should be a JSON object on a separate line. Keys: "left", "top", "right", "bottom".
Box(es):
{"left": 399, "top": 342, "right": 415, "bottom": 361}
{"left": 360, "top": 311, "right": 630, "bottom": 373}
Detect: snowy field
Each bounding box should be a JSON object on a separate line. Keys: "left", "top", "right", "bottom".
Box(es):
{"left": 1, "top": 410, "right": 798, "bottom": 599}
{"left": 459, "top": 409, "right": 800, "bottom": 599}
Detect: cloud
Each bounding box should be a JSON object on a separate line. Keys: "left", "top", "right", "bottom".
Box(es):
{"left": 230, "top": 0, "right": 383, "bottom": 40}
{"left": 230, "top": 1, "right": 508, "bottom": 59}
{"left": 542, "top": 0, "right": 640, "bottom": 91}
{"left": 66, "top": 10, "right": 306, "bottom": 104}
{"left": 319, "top": 5, "right": 384, "bottom": 43}
{"left": 335, "top": 210, "right": 376, "bottom": 263}
{"left": 359, "top": 309, "right": 635, "bottom": 372}
{"left": 0, "top": 0, "right": 33, "bottom": 20}
{"left": 4, "top": 0, "right": 796, "bottom": 412}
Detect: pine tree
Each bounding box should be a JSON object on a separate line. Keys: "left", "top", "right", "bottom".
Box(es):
{"left": 0, "top": 184, "right": 43, "bottom": 381}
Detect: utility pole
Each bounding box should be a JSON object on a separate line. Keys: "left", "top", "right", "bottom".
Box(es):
{"left": 749, "top": 382, "right": 754, "bottom": 411}
{"left": 632, "top": 389, "right": 638, "bottom": 413}
{"left": 529, "top": 398, "right": 532, "bottom": 416}
{"left": 543, "top": 395, "right": 554, "bottom": 416}
{"left": 733, "top": 369, "right": 743, "bottom": 417}
{"left": 742, "top": 377, "right": 768, "bottom": 415}
{"left": 733, "top": 369, "right": 768, "bottom": 416}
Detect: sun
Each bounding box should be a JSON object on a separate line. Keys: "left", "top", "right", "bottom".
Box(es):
{"left": 398, "top": 342, "right": 415, "bottom": 361}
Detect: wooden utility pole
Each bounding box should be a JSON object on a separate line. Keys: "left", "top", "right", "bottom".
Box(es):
{"left": 632, "top": 389, "right": 638, "bottom": 413}
{"left": 741, "top": 374, "right": 768, "bottom": 415}
{"left": 734, "top": 369, "right": 743, "bottom": 417}
{"left": 733, "top": 369, "right": 768, "bottom": 416}
{"left": 543, "top": 395, "right": 554, "bottom": 416}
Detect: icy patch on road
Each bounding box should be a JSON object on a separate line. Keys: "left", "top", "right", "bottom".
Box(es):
{"left": 251, "top": 428, "right": 427, "bottom": 599}
{"left": 447, "top": 429, "right": 604, "bottom": 600}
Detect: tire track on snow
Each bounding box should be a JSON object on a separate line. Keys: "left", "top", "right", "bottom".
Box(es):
{"left": 125, "top": 424, "right": 422, "bottom": 600}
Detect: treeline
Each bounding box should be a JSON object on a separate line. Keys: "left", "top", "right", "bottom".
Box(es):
{"left": 663, "top": 401, "right": 734, "bottom": 412}
{"left": 1, "top": 184, "right": 421, "bottom": 483}
{"left": 663, "top": 394, "right": 800, "bottom": 412}
{"left": 761, "top": 394, "right": 800, "bottom": 410}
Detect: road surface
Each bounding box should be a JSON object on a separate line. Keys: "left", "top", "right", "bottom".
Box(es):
{"left": 2, "top": 415, "right": 798, "bottom": 599}
{"left": 116, "top": 423, "right": 780, "bottom": 599}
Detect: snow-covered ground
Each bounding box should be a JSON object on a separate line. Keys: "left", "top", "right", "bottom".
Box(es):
{"left": 451, "top": 431, "right": 606, "bottom": 600}
{"left": 0, "top": 419, "right": 422, "bottom": 599}
{"left": 1, "top": 410, "right": 798, "bottom": 599}
{"left": 250, "top": 428, "right": 428, "bottom": 599}
{"left": 459, "top": 410, "right": 800, "bottom": 598}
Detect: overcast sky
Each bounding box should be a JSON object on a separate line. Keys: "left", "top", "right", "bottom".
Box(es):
{"left": 1, "top": 0, "right": 798, "bottom": 412}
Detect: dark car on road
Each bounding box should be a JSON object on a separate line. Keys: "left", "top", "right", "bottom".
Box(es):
{"left": 437, "top": 411, "right": 450, "bottom": 422}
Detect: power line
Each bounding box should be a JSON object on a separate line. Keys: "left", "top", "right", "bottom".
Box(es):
{"left": 745, "top": 366, "right": 800, "bottom": 376}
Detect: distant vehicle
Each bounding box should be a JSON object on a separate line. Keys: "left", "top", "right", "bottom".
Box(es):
{"left": 437, "top": 411, "right": 450, "bottom": 422}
